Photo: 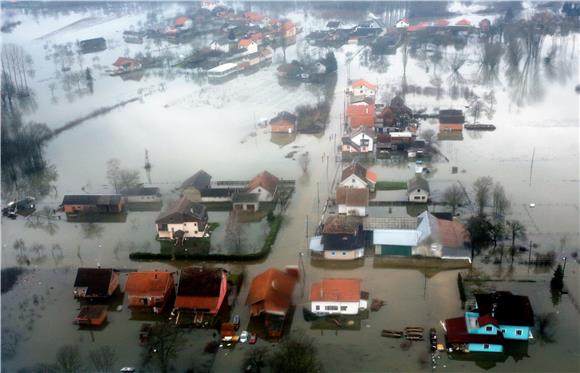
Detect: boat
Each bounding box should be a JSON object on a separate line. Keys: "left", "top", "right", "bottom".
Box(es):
{"left": 464, "top": 123, "right": 496, "bottom": 131}
{"left": 381, "top": 330, "right": 403, "bottom": 338}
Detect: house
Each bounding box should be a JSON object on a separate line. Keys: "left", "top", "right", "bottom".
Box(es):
{"left": 439, "top": 109, "right": 465, "bottom": 132}
{"left": 155, "top": 197, "right": 208, "bottom": 240}
{"left": 347, "top": 102, "right": 376, "bottom": 129}
{"left": 200, "top": 188, "right": 234, "bottom": 203}
{"left": 244, "top": 11, "right": 265, "bottom": 23}
{"left": 181, "top": 170, "right": 212, "bottom": 201}
{"left": 339, "top": 163, "right": 377, "bottom": 192}
{"left": 121, "top": 186, "right": 161, "bottom": 203}
{"left": 79, "top": 37, "right": 106, "bottom": 53}
{"left": 73, "top": 268, "right": 120, "bottom": 299}
{"left": 445, "top": 292, "right": 534, "bottom": 353}
{"left": 232, "top": 192, "right": 260, "bottom": 212}
{"left": 61, "top": 195, "right": 125, "bottom": 214}
{"left": 479, "top": 18, "right": 491, "bottom": 32}
{"left": 175, "top": 16, "right": 193, "bottom": 30}
{"left": 351, "top": 79, "right": 377, "bottom": 98}
{"left": 247, "top": 171, "right": 279, "bottom": 202}
{"left": 246, "top": 268, "right": 297, "bottom": 338}
{"left": 407, "top": 175, "right": 429, "bottom": 203}
{"left": 415, "top": 211, "right": 470, "bottom": 258}
{"left": 454, "top": 18, "right": 472, "bottom": 27}
{"left": 123, "top": 30, "right": 144, "bottom": 44}
{"left": 474, "top": 292, "right": 535, "bottom": 340}
{"left": 125, "top": 271, "right": 175, "bottom": 313}
{"left": 365, "top": 217, "right": 419, "bottom": 256}
{"left": 342, "top": 127, "right": 375, "bottom": 154}
{"left": 310, "top": 278, "right": 368, "bottom": 315}
{"left": 336, "top": 187, "right": 368, "bottom": 216}
{"left": 75, "top": 305, "right": 108, "bottom": 326}
{"left": 408, "top": 22, "right": 429, "bottom": 32}
{"left": 174, "top": 267, "right": 228, "bottom": 316}
{"left": 320, "top": 215, "right": 364, "bottom": 260}
{"left": 238, "top": 39, "right": 258, "bottom": 54}
{"left": 395, "top": 18, "right": 409, "bottom": 29}
{"left": 281, "top": 20, "right": 297, "bottom": 38}
{"left": 210, "top": 39, "right": 231, "bottom": 53}
{"left": 270, "top": 111, "right": 297, "bottom": 134}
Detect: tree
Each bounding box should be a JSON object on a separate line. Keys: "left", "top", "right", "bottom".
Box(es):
{"left": 268, "top": 330, "right": 323, "bottom": 373}
{"left": 550, "top": 264, "right": 564, "bottom": 291}
{"left": 473, "top": 176, "right": 493, "bottom": 216}
{"left": 225, "top": 210, "right": 245, "bottom": 254}
{"left": 506, "top": 220, "right": 526, "bottom": 263}
{"left": 535, "top": 313, "right": 557, "bottom": 344}
{"left": 467, "top": 216, "right": 493, "bottom": 259}
{"left": 492, "top": 183, "right": 510, "bottom": 220}
{"left": 490, "top": 220, "right": 505, "bottom": 252}
{"left": 89, "top": 345, "right": 116, "bottom": 373}
{"left": 106, "top": 158, "right": 141, "bottom": 193}
{"left": 442, "top": 184, "right": 465, "bottom": 215}
{"left": 419, "top": 128, "right": 437, "bottom": 145}
{"left": 142, "top": 322, "right": 185, "bottom": 373}
{"left": 322, "top": 52, "right": 337, "bottom": 73}
{"left": 243, "top": 346, "right": 269, "bottom": 373}
{"left": 55, "top": 345, "right": 82, "bottom": 373}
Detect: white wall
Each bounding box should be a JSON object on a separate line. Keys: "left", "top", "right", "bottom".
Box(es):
{"left": 157, "top": 221, "right": 204, "bottom": 239}
{"left": 351, "top": 133, "right": 374, "bottom": 153}
{"left": 409, "top": 189, "right": 429, "bottom": 202}
{"left": 249, "top": 186, "right": 274, "bottom": 202}
{"left": 311, "top": 301, "right": 360, "bottom": 315}
{"left": 324, "top": 248, "right": 364, "bottom": 260}
{"left": 353, "top": 86, "right": 375, "bottom": 97}
{"left": 339, "top": 176, "right": 367, "bottom": 189}
{"left": 338, "top": 204, "right": 366, "bottom": 216}
{"left": 127, "top": 195, "right": 161, "bottom": 203}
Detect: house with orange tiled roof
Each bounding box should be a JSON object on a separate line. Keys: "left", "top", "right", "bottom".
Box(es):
{"left": 246, "top": 267, "right": 297, "bottom": 337}
{"left": 247, "top": 171, "right": 279, "bottom": 202}
{"left": 238, "top": 38, "right": 258, "bottom": 53}
{"left": 347, "top": 102, "right": 376, "bottom": 129}
{"left": 339, "top": 163, "right": 377, "bottom": 192}
{"left": 175, "top": 16, "right": 192, "bottom": 29}
{"left": 244, "top": 11, "right": 265, "bottom": 23}
{"left": 280, "top": 20, "right": 296, "bottom": 38}
{"left": 125, "top": 271, "right": 175, "bottom": 313}
{"left": 310, "top": 278, "right": 368, "bottom": 315}
{"left": 416, "top": 211, "right": 470, "bottom": 258}
{"left": 174, "top": 267, "right": 227, "bottom": 318}
{"left": 351, "top": 79, "right": 377, "bottom": 97}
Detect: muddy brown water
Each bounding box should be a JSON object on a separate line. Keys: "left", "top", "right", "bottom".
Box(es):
{"left": 1, "top": 2, "right": 579, "bottom": 372}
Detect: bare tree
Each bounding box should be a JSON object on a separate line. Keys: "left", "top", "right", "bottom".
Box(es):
{"left": 225, "top": 210, "right": 245, "bottom": 254}
{"left": 55, "top": 345, "right": 83, "bottom": 373}
{"left": 106, "top": 158, "right": 141, "bottom": 193}
{"left": 269, "top": 329, "right": 323, "bottom": 373}
{"left": 89, "top": 345, "right": 116, "bottom": 373}
{"left": 141, "top": 322, "right": 185, "bottom": 373}
{"left": 442, "top": 184, "right": 465, "bottom": 215}
{"left": 506, "top": 220, "right": 526, "bottom": 263}
{"left": 473, "top": 176, "right": 493, "bottom": 217}
{"left": 492, "top": 183, "right": 511, "bottom": 221}
{"left": 419, "top": 128, "right": 437, "bottom": 145}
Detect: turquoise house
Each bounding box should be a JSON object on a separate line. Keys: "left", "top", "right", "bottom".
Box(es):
{"left": 474, "top": 292, "right": 535, "bottom": 341}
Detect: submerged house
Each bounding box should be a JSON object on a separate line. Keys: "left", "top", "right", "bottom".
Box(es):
{"left": 174, "top": 267, "right": 228, "bottom": 317}
{"left": 415, "top": 211, "right": 470, "bottom": 258}
{"left": 155, "top": 197, "right": 208, "bottom": 240}
{"left": 121, "top": 186, "right": 161, "bottom": 203}
{"left": 181, "top": 170, "right": 212, "bottom": 201}
{"left": 339, "top": 163, "right": 377, "bottom": 192}
{"left": 439, "top": 109, "right": 465, "bottom": 132}
{"left": 61, "top": 195, "right": 125, "bottom": 214}
{"left": 342, "top": 127, "right": 375, "bottom": 154}
{"left": 350, "top": 79, "right": 377, "bottom": 98}
{"left": 73, "top": 268, "right": 120, "bottom": 299}
{"left": 336, "top": 187, "right": 368, "bottom": 216}
{"left": 366, "top": 217, "right": 419, "bottom": 257}
{"left": 246, "top": 268, "right": 297, "bottom": 338}
{"left": 347, "top": 102, "right": 376, "bottom": 129}
{"left": 75, "top": 305, "right": 108, "bottom": 327}
{"left": 310, "top": 278, "right": 368, "bottom": 315}
{"left": 79, "top": 37, "right": 106, "bottom": 53}
{"left": 319, "top": 215, "right": 364, "bottom": 260}
{"left": 232, "top": 192, "right": 260, "bottom": 212}
{"left": 407, "top": 175, "right": 430, "bottom": 203}
{"left": 247, "top": 171, "right": 279, "bottom": 202}
{"left": 270, "top": 111, "right": 298, "bottom": 134}
{"left": 125, "top": 271, "right": 175, "bottom": 313}
{"left": 111, "top": 57, "right": 142, "bottom": 75}
{"left": 445, "top": 292, "right": 534, "bottom": 353}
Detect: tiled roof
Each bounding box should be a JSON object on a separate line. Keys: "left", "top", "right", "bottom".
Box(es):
{"left": 474, "top": 292, "right": 535, "bottom": 327}
{"left": 341, "top": 163, "right": 367, "bottom": 182}
{"left": 322, "top": 215, "right": 362, "bottom": 234}
{"left": 437, "top": 218, "right": 469, "bottom": 248}
{"left": 62, "top": 195, "right": 123, "bottom": 206}
{"left": 155, "top": 197, "right": 207, "bottom": 224}
{"left": 181, "top": 170, "right": 211, "bottom": 191}
{"left": 175, "top": 267, "right": 226, "bottom": 310}
{"left": 310, "top": 278, "right": 362, "bottom": 302}
{"left": 445, "top": 316, "right": 505, "bottom": 345}
{"left": 125, "top": 271, "right": 173, "bottom": 296}
{"left": 74, "top": 268, "right": 116, "bottom": 297}
{"left": 407, "top": 175, "right": 429, "bottom": 193}
{"left": 351, "top": 79, "right": 377, "bottom": 91}
{"left": 336, "top": 187, "right": 369, "bottom": 207}
{"left": 247, "top": 171, "right": 279, "bottom": 193}
{"left": 245, "top": 268, "right": 296, "bottom": 316}
{"left": 113, "top": 57, "right": 140, "bottom": 67}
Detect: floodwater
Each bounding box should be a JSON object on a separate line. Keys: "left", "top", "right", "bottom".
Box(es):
{"left": 1, "top": 1, "right": 579, "bottom": 372}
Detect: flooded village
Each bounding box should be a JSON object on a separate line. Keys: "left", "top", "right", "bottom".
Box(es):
{"left": 1, "top": 1, "right": 579, "bottom": 372}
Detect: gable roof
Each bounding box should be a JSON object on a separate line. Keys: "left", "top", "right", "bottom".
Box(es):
{"left": 155, "top": 197, "right": 207, "bottom": 224}
{"left": 478, "top": 314, "right": 500, "bottom": 328}
{"left": 310, "top": 278, "right": 361, "bottom": 302}
{"left": 336, "top": 187, "right": 369, "bottom": 207}
{"left": 408, "top": 175, "right": 429, "bottom": 193}
{"left": 437, "top": 218, "right": 469, "bottom": 248}
{"left": 244, "top": 11, "right": 264, "bottom": 22}
{"left": 74, "top": 268, "right": 116, "bottom": 297}
{"left": 175, "top": 267, "right": 226, "bottom": 310}
{"left": 455, "top": 18, "right": 472, "bottom": 26}
{"left": 270, "top": 111, "right": 297, "bottom": 125}
{"left": 247, "top": 171, "right": 279, "bottom": 193}
{"left": 341, "top": 163, "right": 367, "bottom": 183}
{"left": 433, "top": 19, "right": 449, "bottom": 27}
{"left": 474, "top": 292, "right": 535, "bottom": 327}
{"left": 239, "top": 38, "right": 255, "bottom": 48}
{"left": 347, "top": 102, "right": 375, "bottom": 116}
{"left": 351, "top": 79, "right": 377, "bottom": 91}
{"left": 113, "top": 57, "right": 140, "bottom": 67}
{"left": 175, "top": 16, "right": 190, "bottom": 26}
{"left": 349, "top": 126, "right": 375, "bottom": 140}
{"left": 445, "top": 316, "right": 505, "bottom": 345}
{"left": 121, "top": 186, "right": 160, "bottom": 196}
{"left": 62, "top": 195, "right": 123, "bottom": 206}
{"left": 322, "top": 215, "right": 361, "bottom": 235}
{"left": 245, "top": 268, "right": 296, "bottom": 316}
{"left": 125, "top": 271, "right": 173, "bottom": 296}
{"left": 181, "top": 170, "right": 212, "bottom": 191}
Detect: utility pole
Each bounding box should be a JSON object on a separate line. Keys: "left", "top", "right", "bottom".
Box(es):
{"left": 562, "top": 256, "right": 568, "bottom": 277}
{"left": 528, "top": 240, "right": 533, "bottom": 264}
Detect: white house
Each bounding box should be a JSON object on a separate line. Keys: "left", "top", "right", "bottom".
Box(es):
{"left": 407, "top": 175, "right": 430, "bottom": 203}
{"left": 339, "top": 163, "right": 377, "bottom": 192}
{"left": 121, "top": 186, "right": 161, "bottom": 204}
{"left": 395, "top": 18, "right": 410, "bottom": 28}
{"left": 310, "top": 278, "right": 368, "bottom": 315}
{"left": 336, "top": 187, "right": 368, "bottom": 216}
{"left": 321, "top": 215, "right": 364, "bottom": 260}
{"left": 342, "top": 127, "right": 375, "bottom": 154}
{"left": 238, "top": 39, "right": 258, "bottom": 54}
{"left": 350, "top": 79, "right": 377, "bottom": 97}
{"left": 210, "top": 40, "right": 231, "bottom": 53}
{"left": 155, "top": 197, "right": 208, "bottom": 240}
{"left": 247, "top": 171, "right": 279, "bottom": 202}
{"left": 364, "top": 217, "right": 419, "bottom": 256}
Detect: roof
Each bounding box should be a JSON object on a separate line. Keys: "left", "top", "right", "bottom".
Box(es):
{"left": 366, "top": 170, "right": 377, "bottom": 183}
{"left": 244, "top": 11, "right": 265, "bottom": 22}
{"left": 478, "top": 314, "right": 500, "bottom": 327}
{"left": 200, "top": 188, "right": 233, "bottom": 197}
{"left": 181, "top": 170, "right": 212, "bottom": 191}
{"left": 175, "top": 267, "right": 226, "bottom": 310}
{"left": 113, "top": 57, "right": 140, "bottom": 67}
{"left": 445, "top": 316, "right": 505, "bottom": 345}
{"left": 373, "top": 229, "right": 419, "bottom": 246}
{"left": 408, "top": 176, "right": 429, "bottom": 193}
{"left": 349, "top": 115, "right": 375, "bottom": 128}
{"left": 125, "top": 271, "right": 173, "bottom": 296}
{"left": 351, "top": 79, "right": 377, "bottom": 91}
{"left": 239, "top": 38, "right": 255, "bottom": 48}
{"left": 322, "top": 215, "right": 361, "bottom": 235}
{"left": 247, "top": 171, "right": 279, "bottom": 194}
{"left": 175, "top": 16, "right": 190, "bottom": 26}
{"left": 310, "top": 278, "right": 361, "bottom": 302}
{"left": 440, "top": 123, "right": 464, "bottom": 130}
{"left": 408, "top": 22, "right": 429, "bottom": 32}
{"left": 341, "top": 163, "right": 367, "bottom": 183}
{"left": 245, "top": 268, "right": 296, "bottom": 316}
{"left": 121, "top": 187, "right": 160, "bottom": 196}
{"left": 270, "top": 111, "right": 297, "bottom": 125}
{"left": 455, "top": 18, "right": 471, "bottom": 26}
{"left": 62, "top": 195, "right": 123, "bottom": 206}
{"left": 433, "top": 19, "right": 449, "bottom": 27}
{"left": 155, "top": 197, "right": 207, "bottom": 224}
{"left": 281, "top": 20, "right": 295, "bottom": 31}
{"left": 336, "top": 187, "right": 369, "bottom": 207}
{"left": 349, "top": 126, "right": 374, "bottom": 140}
{"left": 327, "top": 21, "right": 341, "bottom": 28}
{"left": 74, "top": 268, "right": 116, "bottom": 297}
{"left": 474, "top": 292, "right": 535, "bottom": 327}
{"left": 208, "top": 63, "right": 238, "bottom": 73}
{"left": 437, "top": 218, "right": 469, "bottom": 248}
{"left": 232, "top": 192, "right": 259, "bottom": 203}
{"left": 347, "top": 102, "right": 375, "bottom": 116}
{"left": 363, "top": 216, "right": 418, "bottom": 230}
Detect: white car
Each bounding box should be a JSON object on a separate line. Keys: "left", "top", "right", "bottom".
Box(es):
{"left": 239, "top": 330, "right": 249, "bottom": 343}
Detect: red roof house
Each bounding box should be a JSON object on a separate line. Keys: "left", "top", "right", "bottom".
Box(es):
{"left": 125, "top": 271, "right": 175, "bottom": 313}
{"left": 347, "top": 102, "right": 376, "bottom": 129}
{"left": 433, "top": 19, "right": 450, "bottom": 27}
{"left": 244, "top": 11, "right": 265, "bottom": 23}
{"left": 247, "top": 171, "right": 280, "bottom": 201}
{"left": 174, "top": 267, "right": 228, "bottom": 315}
{"left": 455, "top": 18, "right": 472, "bottom": 27}
{"left": 309, "top": 278, "right": 368, "bottom": 315}
{"left": 175, "top": 16, "right": 191, "bottom": 27}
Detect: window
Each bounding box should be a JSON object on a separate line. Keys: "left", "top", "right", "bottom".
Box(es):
{"left": 340, "top": 306, "right": 347, "bottom": 311}
{"left": 414, "top": 196, "right": 421, "bottom": 200}
{"left": 485, "top": 326, "right": 493, "bottom": 332}
{"left": 516, "top": 330, "right": 523, "bottom": 336}
{"left": 331, "top": 251, "right": 336, "bottom": 256}
{"left": 484, "top": 344, "right": 490, "bottom": 349}
{"left": 325, "top": 305, "right": 338, "bottom": 311}
{"left": 158, "top": 224, "right": 168, "bottom": 231}
{"left": 501, "top": 329, "right": 506, "bottom": 334}
{"left": 315, "top": 305, "right": 320, "bottom": 311}
{"left": 342, "top": 252, "right": 347, "bottom": 256}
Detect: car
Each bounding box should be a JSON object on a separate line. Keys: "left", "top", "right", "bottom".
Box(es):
{"left": 249, "top": 332, "right": 257, "bottom": 344}
{"left": 240, "top": 330, "right": 249, "bottom": 343}
{"left": 233, "top": 314, "right": 240, "bottom": 330}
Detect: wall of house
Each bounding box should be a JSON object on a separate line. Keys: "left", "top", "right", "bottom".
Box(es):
{"left": 353, "top": 86, "right": 375, "bottom": 97}
{"left": 375, "top": 244, "right": 413, "bottom": 256}
{"left": 352, "top": 134, "right": 374, "bottom": 152}
{"left": 468, "top": 343, "right": 504, "bottom": 353}
{"left": 311, "top": 301, "right": 360, "bottom": 315}
{"left": 108, "top": 272, "right": 120, "bottom": 296}
{"left": 409, "top": 189, "right": 429, "bottom": 203}
{"left": 127, "top": 195, "right": 161, "bottom": 203}
{"left": 339, "top": 176, "right": 367, "bottom": 190}
{"left": 157, "top": 221, "right": 205, "bottom": 239}
{"left": 233, "top": 202, "right": 259, "bottom": 211}
{"left": 338, "top": 204, "right": 366, "bottom": 216}
{"left": 324, "top": 248, "right": 364, "bottom": 260}
{"left": 201, "top": 196, "right": 232, "bottom": 203}
{"left": 500, "top": 325, "right": 531, "bottom": 340}
{"left": 249, "top": 186, "right": 274, "bottom": 202}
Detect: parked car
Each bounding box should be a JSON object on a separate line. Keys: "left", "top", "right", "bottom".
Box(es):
{"left": 249, "top": 332, "right": 257, "bottom": 344}
{"left": 233, "top": 314, "right": 240, "bottom": 330}
{"left": 240, "top": 330, "right": 249, "bottom": 343}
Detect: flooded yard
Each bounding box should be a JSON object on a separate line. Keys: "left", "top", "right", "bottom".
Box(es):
{"left": 1, "top": 1, "right": 579, "bottom": 372}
